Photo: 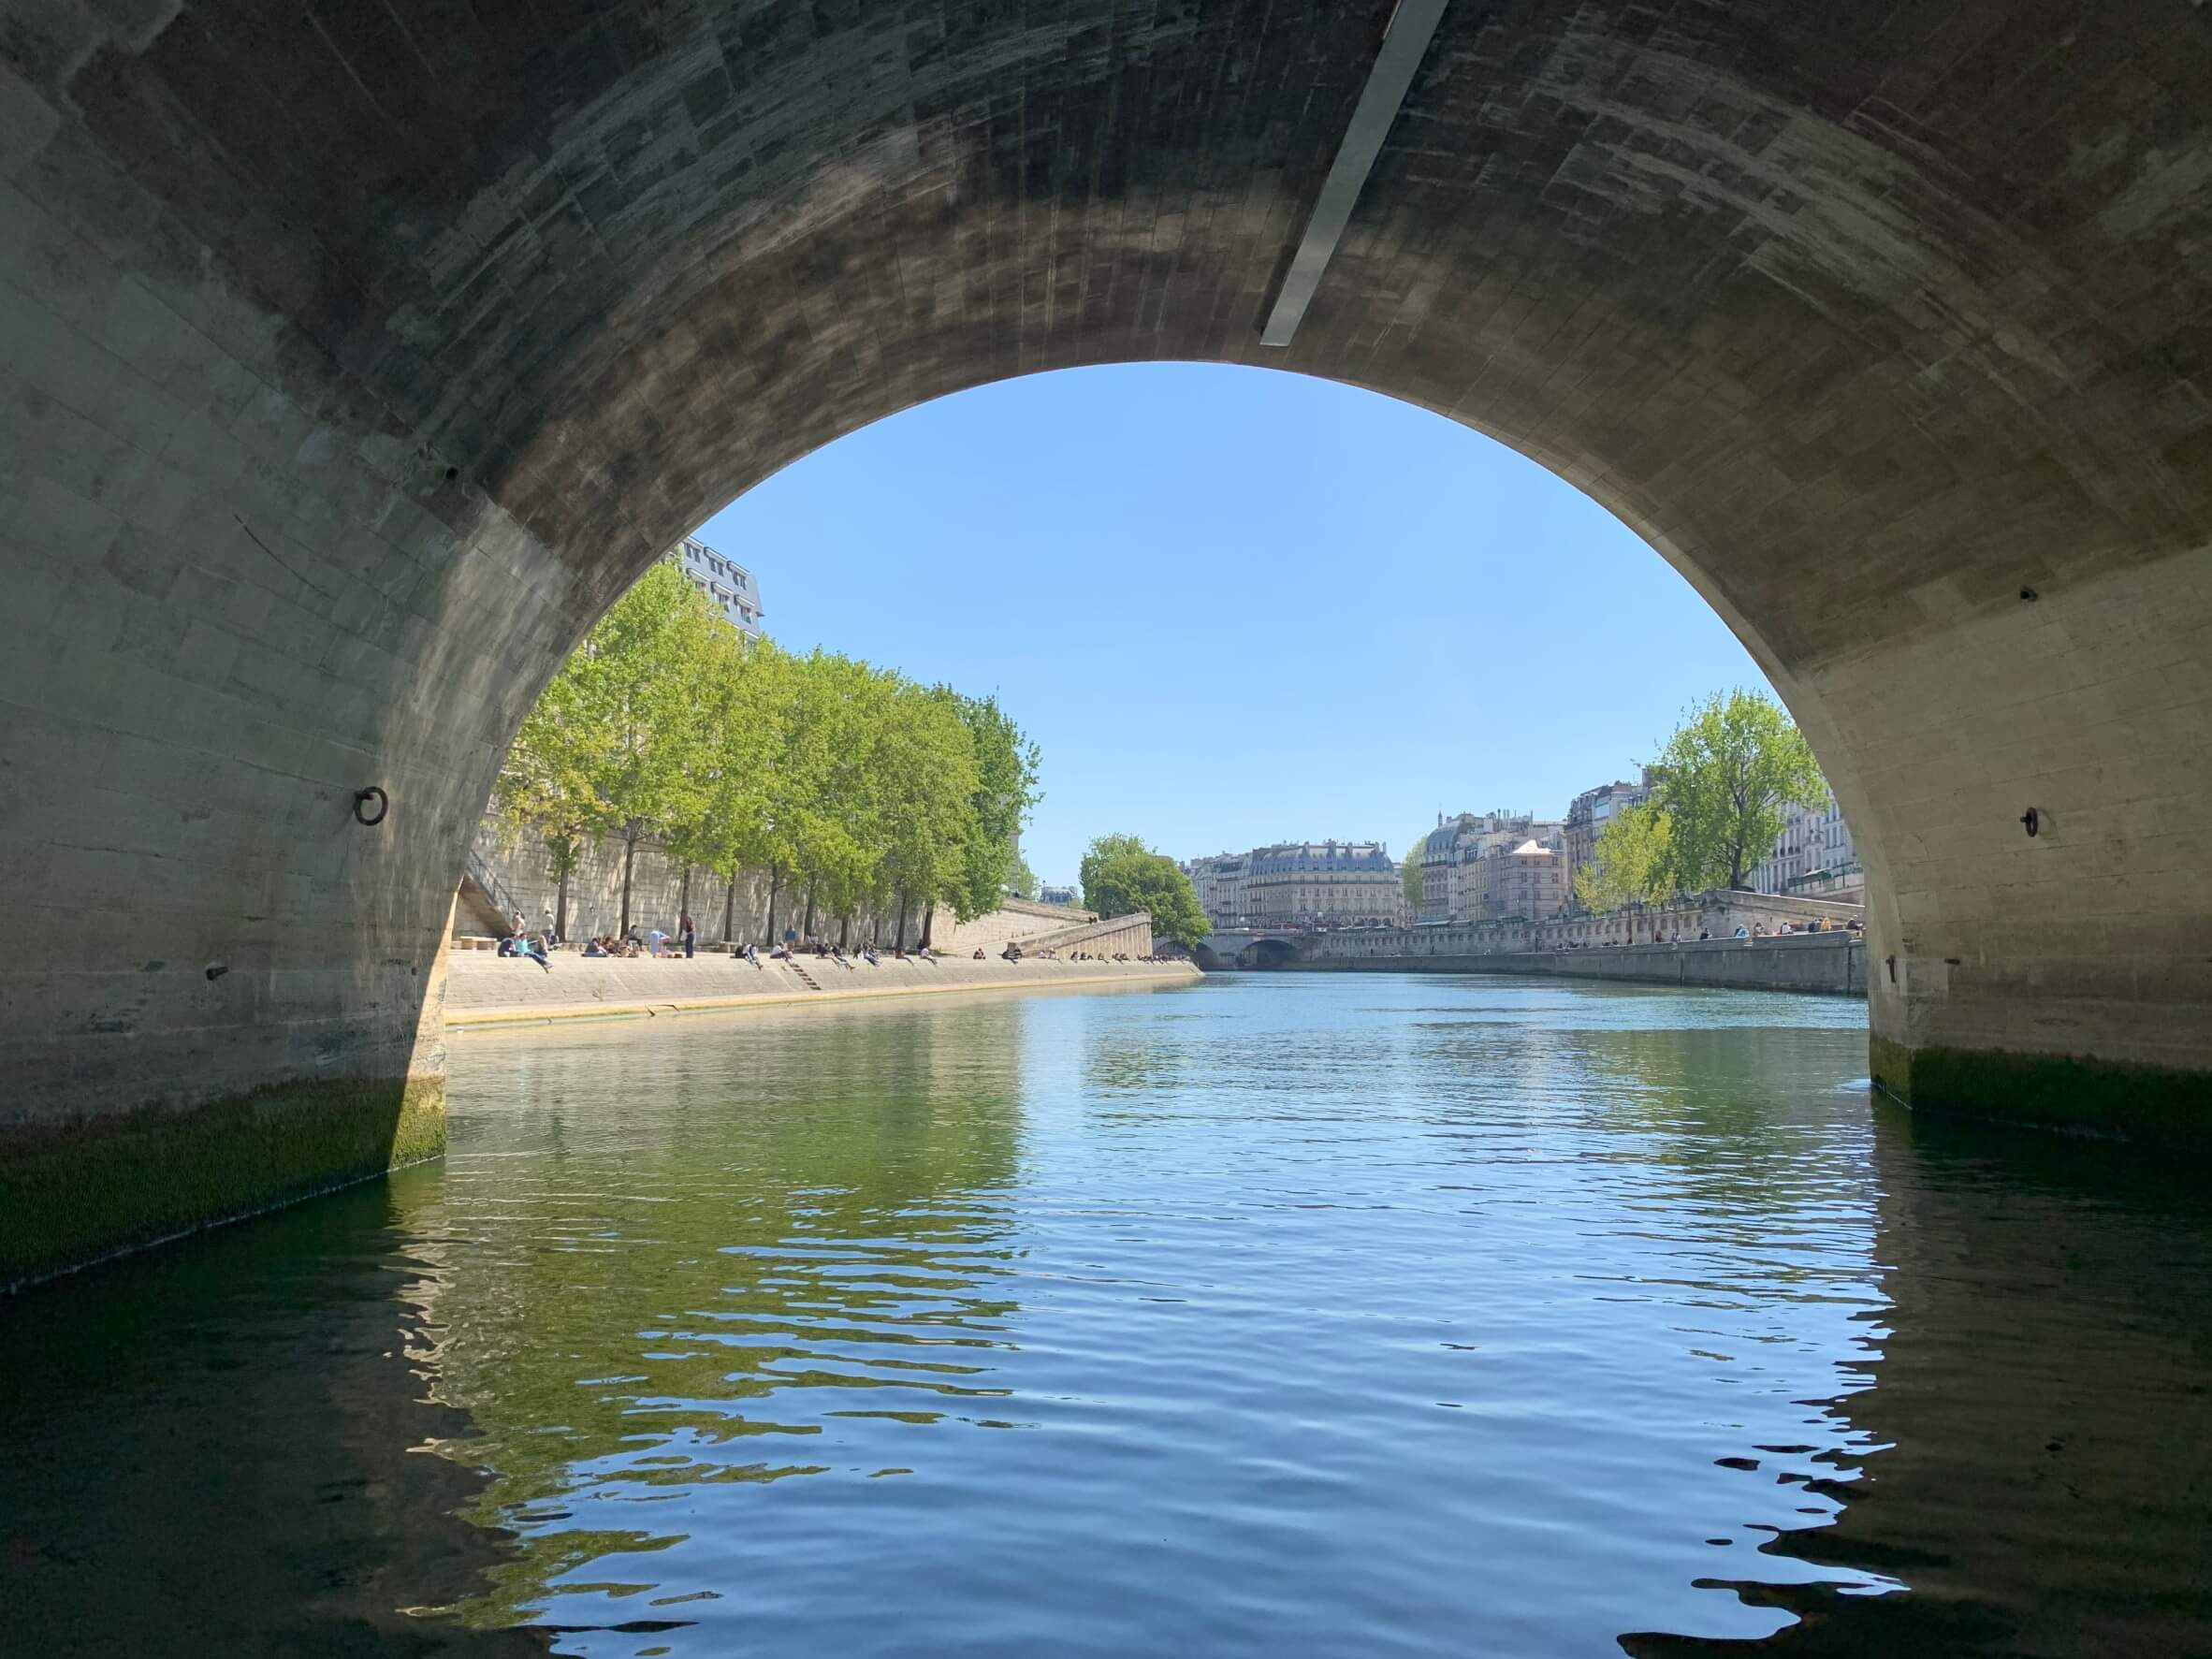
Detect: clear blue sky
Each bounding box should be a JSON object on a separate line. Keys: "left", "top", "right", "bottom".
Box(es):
{"left": 692, "top": 363, "right": 1765, "bottom": 887}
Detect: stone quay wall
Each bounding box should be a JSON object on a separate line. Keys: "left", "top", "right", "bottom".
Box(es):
{"left": 1006, "top": 912, "right": 1157, "bottom": 958}
{"left": 1294, "top": 931, "right": 1865, "bottom": 997}
{"left": 1297, "top": 891, "right": 1863, "bottom": 963}
{"left": 446, "top": 950, "right": 1198, "bottom": 1027}
{"left": 934, "top": 895, "right": 1099, "bottom": 952}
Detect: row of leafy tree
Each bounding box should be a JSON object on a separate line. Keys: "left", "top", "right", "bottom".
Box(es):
{"left": 493, "top": 554, "right": 1041, "bottom": 945}
{"left": 1395, "top": 690, "right": 1828, "bottom": 917}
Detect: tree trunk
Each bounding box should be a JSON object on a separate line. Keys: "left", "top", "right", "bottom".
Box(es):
{"left": 722, "top": 870, "right": 736, "bottom": 945}
{"left": 894, "top": 886, "right": 909, "bottom": 950}
{"left": 921, "top": 904, "right": 934, "bottom": 948}
{"left": 803, "top": 880, "right": 816, "bottom": 940}
{"left": 839, "top": 913, "right": 851, "bottom": 949}
{"left": 765, "top": 866, "right": 782, "bottom": 942}
{"left": 555, "top": 859, "right": 570, "bottom": 941}
{"left": 678, "top": 865, "right": 691, "bottom": 922}
{"left": 618, "top": 825, "right": 638, "bottom": 933}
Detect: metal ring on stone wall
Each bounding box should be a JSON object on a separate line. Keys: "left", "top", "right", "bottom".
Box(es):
{"left": 354, "top": 786, "right": 389, "bottom": 827}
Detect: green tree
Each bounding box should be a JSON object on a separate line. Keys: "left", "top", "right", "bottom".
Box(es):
{"left": 1400, "top": 840, "right": 1424, "bottom": 910}
{"left": 871, "top": 679, "right": 982, "bottom": 947}
{"left": 576, "top": 555, "right": 723, "bottom": 931}
{"left": 1652, "top": 689, "right": 1825, "bottom": 891}
{"left": 785, "top": 650, "right": 895, "bottom": 941}
{"left": 1573, "top": 801, "right": 1676, "bottom": 911}
{"left": 1078, "top": 834, "right": 1210, "bottom": 948}
{"left": 943, "top": 693, "right": 1042, "bottom": 922}
{"left": 665, "top": 631, "right": 790, "bottom": 943}
{"left": 1009, "top": 854, "right": 1040, "bottom": 901}
{"left": 493, "top": 645, "right": 618, "bottom": 939}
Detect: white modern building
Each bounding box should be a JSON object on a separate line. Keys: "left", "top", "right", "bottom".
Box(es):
{"left": 677, "top": 534, "right": 764, "bottom": 638}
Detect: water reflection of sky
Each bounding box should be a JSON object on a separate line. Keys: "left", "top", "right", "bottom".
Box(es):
{"left": 427, "top": 981, "right": 1906, "bottom": 1652}
{"left": 8, "top": 976, "right": 2210, "bottom": 1657}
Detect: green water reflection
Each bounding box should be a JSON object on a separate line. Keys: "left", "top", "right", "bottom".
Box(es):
{"left": 4, "top": 977, "right": 2209, "bottom": 1656}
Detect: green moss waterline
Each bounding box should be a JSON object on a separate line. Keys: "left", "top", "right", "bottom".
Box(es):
{"left": 1, "top": 1076, "right": 445, "bottom": 1293}
{"left": 1870, "top": 1036, "right": 2212, "bottom": 1153}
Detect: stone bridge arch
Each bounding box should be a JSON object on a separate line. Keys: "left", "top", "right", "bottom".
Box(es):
{"left": 5, "top": 1, "right": 2211, "bottom": 1279}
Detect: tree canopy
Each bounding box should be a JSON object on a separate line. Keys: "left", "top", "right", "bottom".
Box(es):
{"left": 1079, "top": 834, "right": 1210, "bottom": 948}
{"left": 494, "top": 553, "right": 1041, "bottom": 939}
{"left": 1651, "top": 689, "right": 1825, "bottom": 891}
{"left": 1568, "top": 690, "right": 1828, "bottom": 910}
{"left": 1400, "top": 839, "right": 1424, "bottom": 909}
{"left": 1572, "top": 802, "right": 1675, "bottom": 911}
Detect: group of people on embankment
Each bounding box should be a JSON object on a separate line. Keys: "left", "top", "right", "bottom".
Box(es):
{"left": 488, "top": 909, "right": 1171, "bottom": 974}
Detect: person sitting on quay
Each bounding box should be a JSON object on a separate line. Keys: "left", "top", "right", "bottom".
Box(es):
{"left": 862, "top": 946, "right": 880, "bottom": 966}
{"left": 519, "top": 933, "right": 552, "bottom": 972}
{"left": 583, "top": 937, "right": 610, "bottom": 958}
{"left": 1734, "top": 925, "right": 1750, "bottom": 939}
{"left": 973, "top": 948, "right": 986, "bottom": 960}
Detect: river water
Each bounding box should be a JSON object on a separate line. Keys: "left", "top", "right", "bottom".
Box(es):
{"left": 6, "top": 974, "right": 2210, "bottom": 1656}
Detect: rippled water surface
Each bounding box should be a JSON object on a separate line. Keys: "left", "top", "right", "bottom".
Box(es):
{"left": 7, "top": 974, "right": 2211, "bottom": 1656}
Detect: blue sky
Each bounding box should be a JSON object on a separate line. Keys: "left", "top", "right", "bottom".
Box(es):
{"left": 692, "top": 363, "right": 1764, "bottom": 887}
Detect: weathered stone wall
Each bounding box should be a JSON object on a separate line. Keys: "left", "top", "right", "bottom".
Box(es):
{"left": 928, "top": 896, "right": 1097, "bottom": 953}
{"left": 7, "top": 1, "right": 2212, "bottom": 1277}
{"left": 1009, "top": 913, "right": 1157, "bottom": 959}
{"left": 444, "top": 949, "right": 1196, "bottom": 1025}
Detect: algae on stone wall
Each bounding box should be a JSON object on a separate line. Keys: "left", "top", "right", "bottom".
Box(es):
{"left": 2, "top": 1077, "right": 445, "bottom": 1290}
{"left": 1870, "top": 1036, "right": 2212, "bottom": 1152}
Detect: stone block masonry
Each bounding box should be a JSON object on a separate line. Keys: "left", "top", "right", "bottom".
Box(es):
{"left": 6, "top": 1, "right": 2212, "bottom": 1283}
{"left": 444, "top": 951, "right": 1197, "bottom": 1029}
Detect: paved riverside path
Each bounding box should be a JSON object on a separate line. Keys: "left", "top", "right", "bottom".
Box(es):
{"left": 447, "top": 952, "right": 1201, "bottom": 1027}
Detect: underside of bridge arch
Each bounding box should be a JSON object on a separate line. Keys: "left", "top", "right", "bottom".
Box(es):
{"left": 4, "top": 0, "right": 2210, "bottom": 1281}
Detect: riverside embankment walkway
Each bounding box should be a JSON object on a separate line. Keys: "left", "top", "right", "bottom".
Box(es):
{"left": 446, "top": 950, "right": 1201, "bottom": 1029}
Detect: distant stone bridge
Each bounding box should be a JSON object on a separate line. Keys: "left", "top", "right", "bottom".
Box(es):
{"left": 1192, "top": 929, "right": 1317, "bottom": 971}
